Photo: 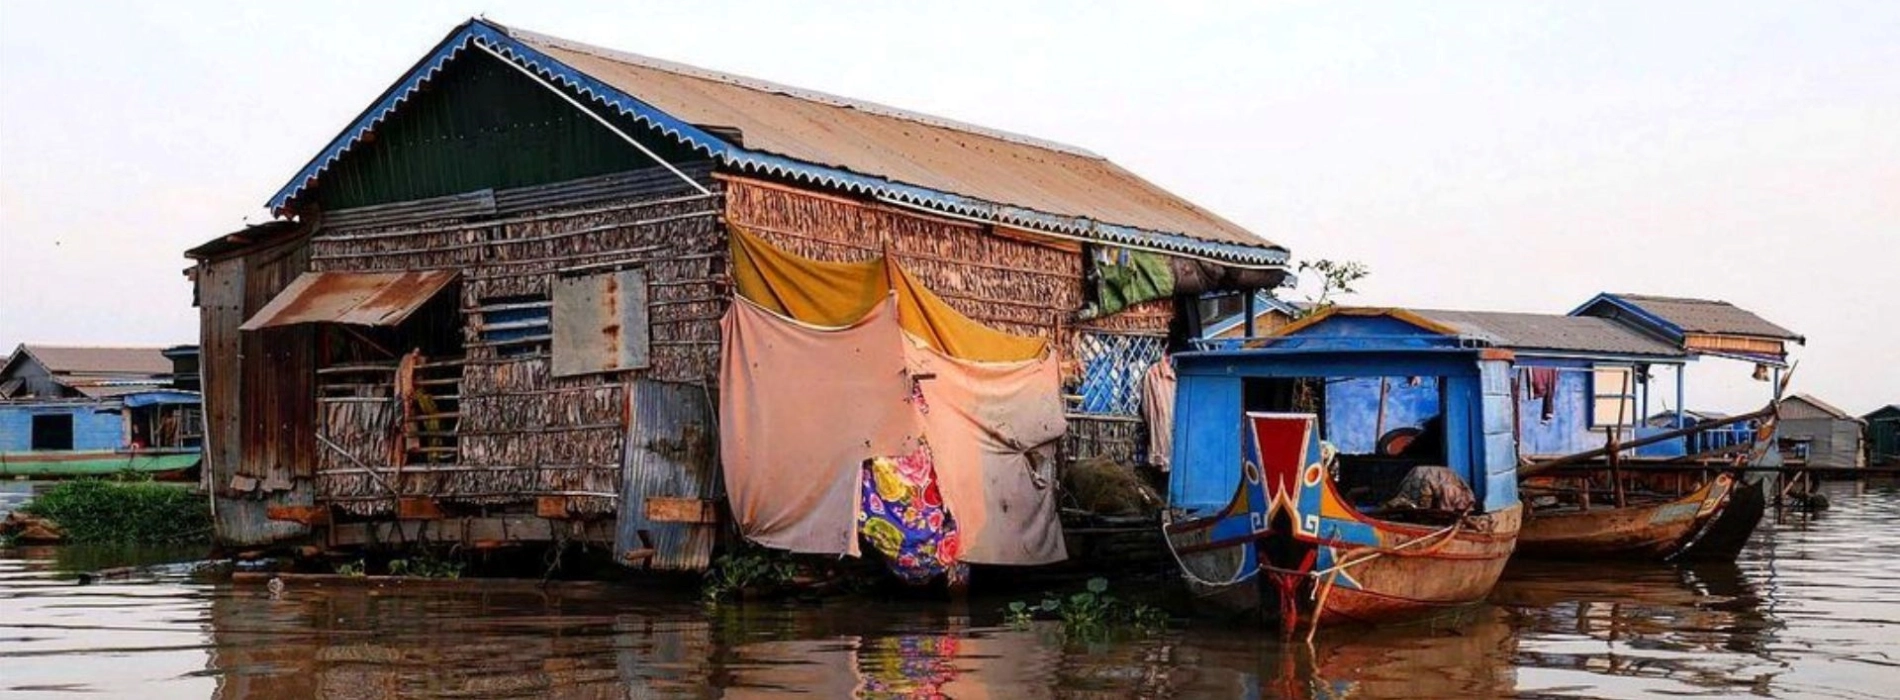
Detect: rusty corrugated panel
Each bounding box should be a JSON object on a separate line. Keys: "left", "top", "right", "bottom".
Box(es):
{"left": 551, "top": 269, "right": 650, "bottom": 377}
{"left": 616, "top": 379, "right": 719, "bottom": 571}
{"left": 240, "top": 270, "right": 458, "bottom": 330}
{"left": 519, "top": 33, "right": 1273, "bottom": 252}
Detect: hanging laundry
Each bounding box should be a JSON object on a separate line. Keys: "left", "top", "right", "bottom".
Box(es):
{"left": 905, "top": 335, "right": 1068, "bottom": 566}
{"left": 1077, "top": 246, "right": 1174, "bottom": 319}
{"left": 858, "top": 446, "right": 968, "bottom": 584}
{"left": 1142, "top": 357, "right": 1177, "bottom": 471}
{"left": 730, "top": 225, "right": 1045, "bottom": 362}
{"left": 719, "top": 295, "right": 920, "bottom": 556}
{"left": 1525, "top": 367, "right": 1560, "bottom": 421}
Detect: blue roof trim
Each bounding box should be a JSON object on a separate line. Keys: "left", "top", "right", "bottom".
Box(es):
{"left": 266, "top": 20, "right": 1287, "bottom": 267}
{"left": 1569, "top": 293, "right": 1684, "bottom": 339}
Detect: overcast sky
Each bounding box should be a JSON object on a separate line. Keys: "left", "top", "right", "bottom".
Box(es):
{"left": 1, "top": 1, "right": 1893, "bottom": 414}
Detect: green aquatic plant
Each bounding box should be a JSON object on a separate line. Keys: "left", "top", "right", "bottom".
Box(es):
{"left": 21, "top": 479, "right": 211, "bottom": 544}
{"left": 1006, "top": 577, "right": 1170, "bottom": 636}
{"left": 335, "top": 559, "right": 367, "bottom": 577}
{"left": 702, "top": 547, "right": 799, "bottom": 604}
{"left": 388, "top": 553, "right": 464, "bottom": 579}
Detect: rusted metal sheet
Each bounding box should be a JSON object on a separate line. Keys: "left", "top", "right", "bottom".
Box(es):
{"left": 644, "top": 497, "right": 718, "bottom": 524}
{"left": 616, "top": 379, "right": 718, "bottom": 571}
{"left": 240, "top": 270, "right": 458, "bottom": 330}
{"left": 516, "top": 31, "right": 1279, "bottom": 255}
{"left": 551, "top": 269, "right": 650, "bottom": 377}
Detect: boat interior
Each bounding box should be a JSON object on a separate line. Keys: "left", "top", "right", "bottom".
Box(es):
{"left": 1243, "top": 376, "right": 1472, "bottom": 526}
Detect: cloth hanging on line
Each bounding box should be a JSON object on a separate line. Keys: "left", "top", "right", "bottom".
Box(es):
{"left": 859, "top": 446, "right": 968, "bottom": 584}
{"left": 1524, "top": 367, "right": 1559, "bottom": 420}
{"left": 1142, "top": 357, "right": 1177, "bottom": 472}
{"left": 718, "top": 295, "right": 920, "bottom": 556}
{"left": 904, "top": 335, "right": 1068, "bottom": 566}
{"left": 729, "top": 225, "right": 1045, "bottom": 362}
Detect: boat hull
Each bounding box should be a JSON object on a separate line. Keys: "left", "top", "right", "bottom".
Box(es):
{"left": 0, "top": 450, "right": 200, "bottom": 480}
{"left": 1517, "top": 473, "right": 1733, "bottom": 560}
{"left": 1168, "top": 413, "right": 1520, "bottom": 629}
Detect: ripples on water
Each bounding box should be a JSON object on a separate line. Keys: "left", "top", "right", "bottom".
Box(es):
{"left": 3, "top": 481, "right": 1896, "bottom": 699}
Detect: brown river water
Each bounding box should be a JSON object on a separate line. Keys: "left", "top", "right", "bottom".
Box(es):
{"left": 3, "top": 480, "right": 1897, "bottom": 699}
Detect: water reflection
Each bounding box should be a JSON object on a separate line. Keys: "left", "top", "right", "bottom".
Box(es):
{"left": 2, "top": 481, "right": 1896, "bottom": 699}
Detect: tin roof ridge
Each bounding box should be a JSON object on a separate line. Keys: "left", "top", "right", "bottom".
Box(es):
{"left": 497, "top": 23, "right": 1105, "bottom": 160}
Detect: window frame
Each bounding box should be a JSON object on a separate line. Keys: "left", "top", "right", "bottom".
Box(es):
{"left": 1589, "top": 365, "right": 1637, "bottom": 429}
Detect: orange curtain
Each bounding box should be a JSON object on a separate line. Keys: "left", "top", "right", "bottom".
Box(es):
{"left": 730, "top": 226, "right": 1047, "bottom": 362}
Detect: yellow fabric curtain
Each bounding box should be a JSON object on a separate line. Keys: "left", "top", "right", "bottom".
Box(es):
{"left": 730, "top": 226, "right": 1047, "bottom": 362}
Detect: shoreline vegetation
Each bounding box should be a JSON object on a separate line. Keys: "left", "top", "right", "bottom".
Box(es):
{"left": 6, "top": 478, "right": 211, "bottom": 546}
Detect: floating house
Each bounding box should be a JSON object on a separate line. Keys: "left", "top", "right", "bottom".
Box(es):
{"left": 0, "top": 344, "right": 203, "bottom": 478}
{"left": 1776, "top": 394, "right": 1866, "bottom": 467}
{"left": 186, "top": 19, "right": 1290, "bottom": 569}
{"left": 1199, "top": 291, "right": 1308, "bottom": 339}
{"left": 1200, "top": 293, "right": 1800, "bottom": 464}
{"left": 1866, "top": 405, "right": 1900, "bottom": 466}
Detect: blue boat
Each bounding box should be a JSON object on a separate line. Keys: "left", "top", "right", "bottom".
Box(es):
{"left": 1164, "top": 309, "right": 1522, "bottom": 631}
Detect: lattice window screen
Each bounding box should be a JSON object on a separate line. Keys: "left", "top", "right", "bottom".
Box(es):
{"left": 1072, "top": 332, "right": 1166, "bottom": 416}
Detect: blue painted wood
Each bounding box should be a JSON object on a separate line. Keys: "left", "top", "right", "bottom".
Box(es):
{"left": 0, "top": 403, "right": 125, "bottom": 452}
{"left": 1477, "top": 359, "right": 1520, "bottom": 512}
{"left": 1168, "top": 375, "right": 1243, "bottom": 513}
{"left": 1322, "top": 377, "right": 1439, "bottom": 454}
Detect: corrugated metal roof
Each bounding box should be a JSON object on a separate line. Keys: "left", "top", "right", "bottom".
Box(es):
{"left": 264, "top": 19, "right": 1287, "bottom": 266}
{"left": 1784, "top": 393, "right": 1861, "bottom": 422}
{"left": 1610, "top": 293, "right": 1802, "bottom": 341}
{"left": 11, "top": 345, "right": 174, "bottom": 376}
{"left": 240, "top": 271, "right": 458, "bottom": 330}
{"left": 1409, "top": 309, "right": 1687, "bottom": 358}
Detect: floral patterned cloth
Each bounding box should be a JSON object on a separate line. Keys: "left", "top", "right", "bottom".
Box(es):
{"left": 859, "top": 445, "right": 968, "bottom": 584}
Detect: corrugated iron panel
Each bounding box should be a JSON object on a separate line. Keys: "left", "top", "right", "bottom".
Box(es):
{"left": 616, "top": 379, "right": 719, "bottom": 571}
{"left": 240, "top": 270, "right": 458, "bottom": 330}
{"left": 321, "top": 189, "right": 497, "bottom": 231}
{"left": 552, "top": 269, "right": 650, "bottom": 377}
{"left": 1610, "top": 293, "right": 1802, "bottom": 341}
{"left": 264, "top": 20, "right": 1288, "bottom": 266}
{"left": 493, "top": 163, "right": 713, "bottom": 214}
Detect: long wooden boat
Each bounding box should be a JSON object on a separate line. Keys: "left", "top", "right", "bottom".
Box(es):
{"left": 1166, "top": 413, "right": 1521, "bottom": 631}
{"left": 1517, "top": 405, "right": 1779, "bottom": 562}
{"left": 1516, "top": 472, "right": 1734, "bottom": 559}
{"left": 0, "top": 449, "right": 200, "bottom": 480}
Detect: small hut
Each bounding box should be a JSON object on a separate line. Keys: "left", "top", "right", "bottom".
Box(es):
{"left": 1776, "top": 394, "right": 1865, "bottom": 467}
{"left": 186, "top": 19, "right": 1289, "bottom": 570}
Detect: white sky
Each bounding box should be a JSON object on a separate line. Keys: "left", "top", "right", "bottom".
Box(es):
{"left": 1, "top": 1, "right": 1894, "bottom": 415}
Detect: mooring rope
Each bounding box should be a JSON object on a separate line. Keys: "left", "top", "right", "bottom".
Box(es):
{"left": 1158, "top": 517, "right": 1261, "bottom": 589}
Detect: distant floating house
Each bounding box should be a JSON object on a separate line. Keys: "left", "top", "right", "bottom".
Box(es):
{"left": 184, "top": 19, "right": 1291, "bottom": 567}
{"left": 1865, "top": 405, "right": 1900, "bottom": 466}
{"left": 0, "top": 344, "right": 203, "bottom": 478}
{"left": 1776, "top": 394, "right": 1866, "bottom": 467}
{"left": 1199, "top": 291, "right": 1309, "bottom": 339}
{"left": 1201, "top": 292, "right": 1801, "bottom": 463}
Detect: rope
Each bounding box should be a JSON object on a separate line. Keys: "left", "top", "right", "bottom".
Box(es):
{"left": 1159, "top": 517, "right": 1260, "bottom": 589}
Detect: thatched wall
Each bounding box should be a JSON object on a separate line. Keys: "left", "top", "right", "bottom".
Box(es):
{"left": 307, "top": 187, "right": 724, "bottom": 516}
{"left": 720, "top": 176, "right": 1170, "bottom": 363}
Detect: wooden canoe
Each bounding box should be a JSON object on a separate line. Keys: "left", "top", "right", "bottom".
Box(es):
{"left": 1516, "top": 472, "right": 1735, "bottom": 560}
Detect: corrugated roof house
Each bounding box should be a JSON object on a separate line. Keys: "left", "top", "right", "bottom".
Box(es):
{"left": 1, "top": 344, "right": 176, "bottom": 399}
{"left": 1778, "top": 393, "right": 1866, "bottom": 467}
{"left": 189, "top": 18, "right": 1292, "bottom": 564}
{"left": 1571, "top": 293, "right": 1803, "bottom": 365}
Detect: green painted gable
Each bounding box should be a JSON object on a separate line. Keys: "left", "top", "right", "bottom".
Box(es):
{"left": 310, "top": 50, "right": 709, "bottom": 212}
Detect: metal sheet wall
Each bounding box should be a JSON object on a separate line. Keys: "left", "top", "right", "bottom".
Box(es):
{"left": 615, "top": 379, "right": 720, "bottom": 571}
